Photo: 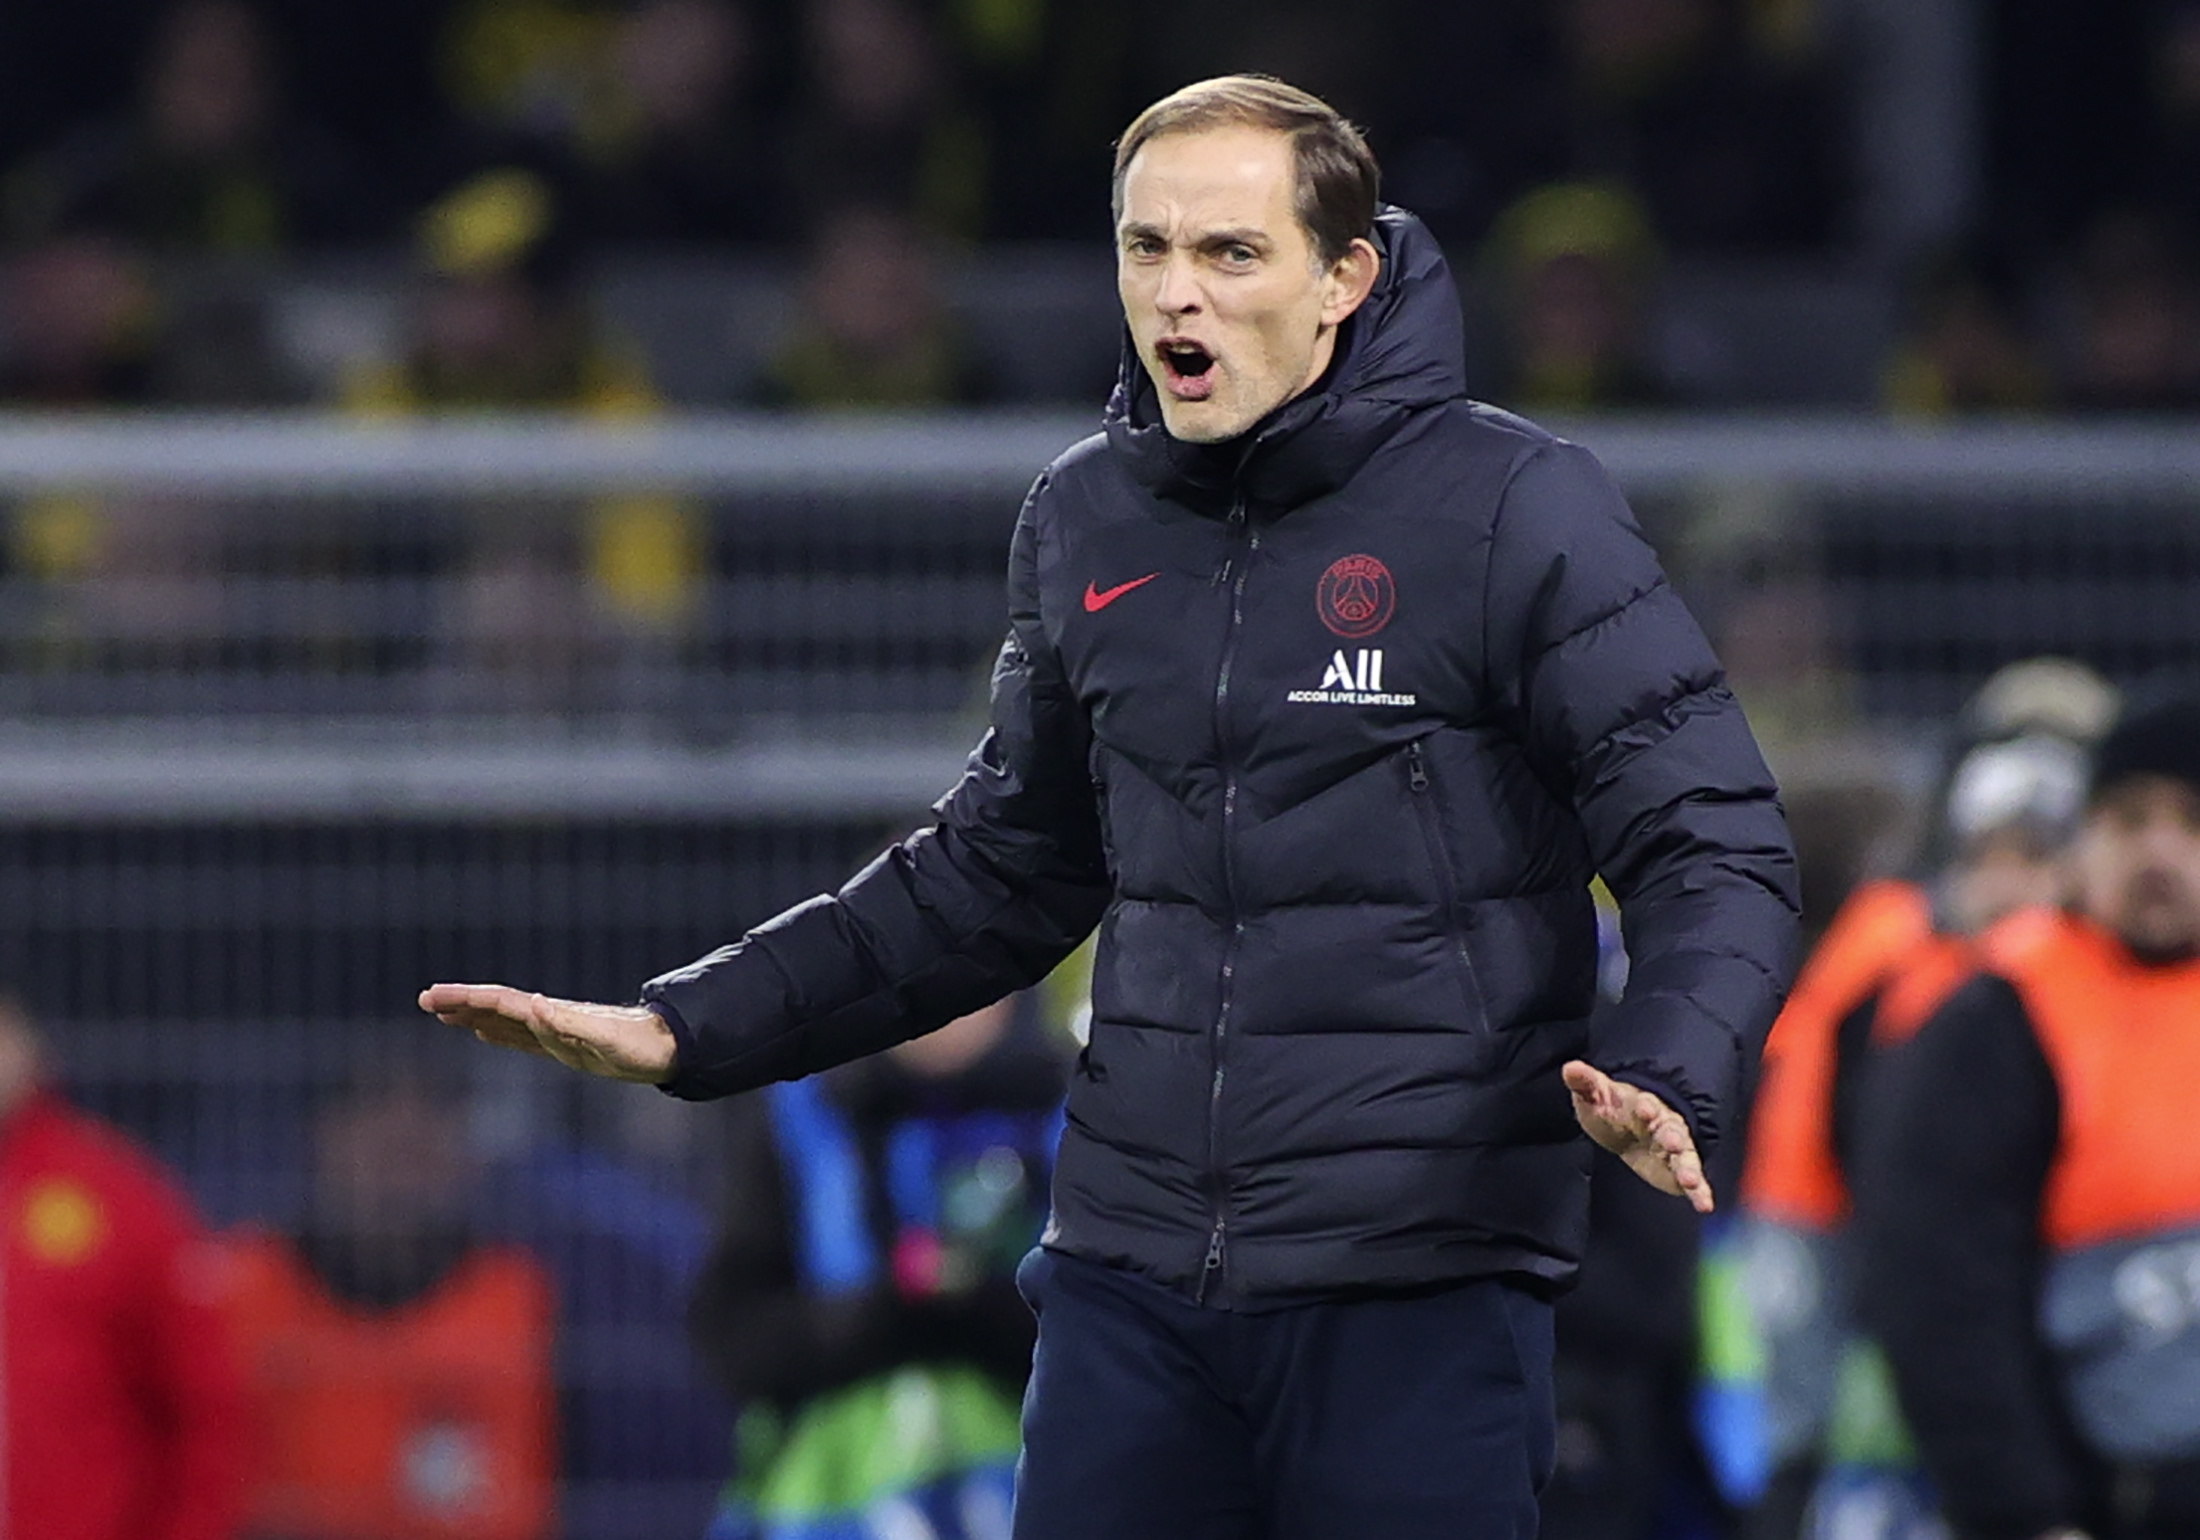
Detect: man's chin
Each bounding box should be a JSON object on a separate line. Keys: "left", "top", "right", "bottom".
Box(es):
{"left": 2117, "top": 900, "right": 2200, "bottom": 963}
{"left": 1158, "top": 397, "right": 1250, "bottom": 445}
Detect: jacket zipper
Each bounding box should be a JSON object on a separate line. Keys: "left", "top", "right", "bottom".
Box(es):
{"left": 1200, "top": 493, "right": 1255, "bottom": 1304}
{"left": 1404, "top": 740, "right": 1486, "bottom": 1022}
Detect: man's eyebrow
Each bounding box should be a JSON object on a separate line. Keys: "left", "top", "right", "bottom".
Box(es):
{"left": 1116, "top": 222, "right": 1276, "bottom": 249}
{"left": 1198, "top": 227, "right": 1273, "bottom": 249}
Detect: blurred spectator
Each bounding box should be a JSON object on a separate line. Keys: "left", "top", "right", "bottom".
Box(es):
{"left": 689, "top": 992, "right": 1067, "bottom": 1539}
{"left": 5, "top": 491, "right": 229, "bottom": 679}
{"left": 219, "top": 1072, "right": 558, "bottom": 1540}
{"left": 1856, "top": 689, "right": 2200, "bottom": 1540}
{"left": 1741, "top": 658, "right": 2116, "bottom": 1540}
{"left": 1560, "top": 0, "right": 1847, "bottom": 252}
{"left": 1674, "top": 496, "right": 1860, "bottom": 766}
{"left": 787, "top": 0, "right": 984, "bottom": 237}
{"left": 437, "top": 0, "right": 622, "bottom": 165}
{"left": 347, "top": 167, "right": 702, "bottom": 712}
{"left": 2060, "top": 209, "right": 2200, "bottom": 413}
{"left": 1406, "top": 0, "right": 1845, "bottom": 255}
{"left": 346, "top": 168, "right": 652, "bottom": 413}
{"left": 0, "top": 226, "right": 300, "bottom": 412}
{"left": 0, "top": 993, "right": 249, "bottom": 1540}
{"left": 930, "top": 0, "right": 1137, "bottom": 239}
{"left": 0, "top": 233, "right": 159, "bottom": 405}
{"left": 0, "top": 235, "right": 242, "bottom": 683}
{"left": 480, "top": 1069, "right": 734, "bottom": 1536}
{"left": 572, "top": 0, "right": 787, "bottom": 246}
{"left": 3, "top": 0, "right": 369, "bottom": 254}
{"left": 1485, "top": 180, "right": 1670, "bottom": 412}
{"left": 1385, "top": 0, "right": 1849, "bottom": 255}
{"left": 1881, "top": 248, "right": 2054, "bottom": 417}
{"left": 756, "top": 202, "right": 981, "bottom": 408}
{"left": 1780, "top": 775, "right": 1913, "bottom": 957}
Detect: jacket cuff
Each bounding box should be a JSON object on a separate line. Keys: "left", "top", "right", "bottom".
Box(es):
{"left": 644, "top": 999, "right": 707, "bottom": 1101}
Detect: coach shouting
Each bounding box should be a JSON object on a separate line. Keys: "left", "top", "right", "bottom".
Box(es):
{"left": 425, "top": 75, "right": 1799, "bottom": 1540}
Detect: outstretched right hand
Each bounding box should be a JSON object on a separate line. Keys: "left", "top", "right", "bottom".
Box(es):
{"left": 417, "top": 983, "right": 679, "bottom": 1085}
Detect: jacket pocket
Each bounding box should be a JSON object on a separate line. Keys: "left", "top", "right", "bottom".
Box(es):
{"left": 1402, "top": 738, "right": 1489, "bottom": 1029}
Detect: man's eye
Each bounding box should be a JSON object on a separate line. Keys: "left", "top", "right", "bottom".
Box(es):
{"left": 1128, "top": 237, "right": 1164, "bottom": 257}
{"left": 1222, "top": 245, "right": 1256, "bottom": 264}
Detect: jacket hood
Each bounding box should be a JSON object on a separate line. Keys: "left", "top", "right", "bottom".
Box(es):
{"left": 1103, "top": 204, "right": 1469, "bottom": 510}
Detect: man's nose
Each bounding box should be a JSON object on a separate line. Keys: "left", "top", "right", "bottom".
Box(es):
{"left": 1153, "top": 252, "right": 1203, "bottom": 315}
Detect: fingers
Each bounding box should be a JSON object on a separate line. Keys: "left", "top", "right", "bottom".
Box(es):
{"left": 1560, "top": 1058, "right": 1608, "bottom": 1105}
{"left": 1649, "top": 1113, "right": 1714, "bottom": 1213}
{"left": 417, "top": 982, "right": 556, "bottom": 1059}
{"left": 419, "top": 985, "right": 677, "bottom": 1084}
{"left": 1562, "top": 1060, "right": 1716, "bottom": 1212}
{"left": 419, "top": 982, "right": 527, "bottom": 1019}
{"left": 1639, "top": 1100, "right": 1714, "bottom": 1212}
{"left": 1561, "top": 1059, "right": 1624, "bottom": 1124}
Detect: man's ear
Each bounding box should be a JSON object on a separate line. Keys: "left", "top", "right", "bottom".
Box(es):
{"left": 1320, "top": 236, "right": 1382, "bottom": 328}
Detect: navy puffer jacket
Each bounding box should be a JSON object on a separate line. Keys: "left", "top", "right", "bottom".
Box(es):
{"left": 647, "top": 208, "right": 1799, "bottom": 1305}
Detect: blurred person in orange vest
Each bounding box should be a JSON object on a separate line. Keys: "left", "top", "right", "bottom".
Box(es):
{"left": 221, "top": 1070, "right": 557, "bottom": 1540}
{"left": 1854, "top": 689, "right": 2200, "bottom": 1540}
{"left": 0, "top": 992, "right": 250, "bottom": 1540}
{"left": 1739, "top": 657, "right": 2117, "bottom": 1537}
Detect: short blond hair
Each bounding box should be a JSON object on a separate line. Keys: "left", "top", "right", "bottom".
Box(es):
{"left": 1112, "top": 75, "right": 1379, "bottom": 267}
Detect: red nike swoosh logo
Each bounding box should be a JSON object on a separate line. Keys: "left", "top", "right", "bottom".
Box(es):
{"left": 1083, "top": 572, "right": 1161, "bottom": 612}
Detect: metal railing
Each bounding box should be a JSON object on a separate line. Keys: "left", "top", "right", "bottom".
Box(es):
{"left": 0, "top": 409, "right": 2193, "bottom": 817}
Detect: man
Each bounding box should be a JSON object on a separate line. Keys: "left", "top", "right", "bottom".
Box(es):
{"left": 424, "top": 75, "right": 1798, "bottom": 1538}
{"left": 1855, "top": 691, "right": 2200, "bottom": 1540}
{"left": 690, "top": 993, "right": 1067, "bottom": 1538}
{"left": 0, "top": 994, "right": 248, "bottom": 1540}
{"left": 221, "top": 1073, "right": 557, "bottom": 1540}
{"left": 1739, "top": 661, "right": 2110, "bottom": 1540}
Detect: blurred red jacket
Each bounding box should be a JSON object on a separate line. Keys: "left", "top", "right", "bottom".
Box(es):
{"left": 0, "top": 1087, "right": 248, "bottom": 1540}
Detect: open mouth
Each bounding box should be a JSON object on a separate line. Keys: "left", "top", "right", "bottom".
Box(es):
{"left": 1157, "top": 339, "right": 1218, "bottom": 401}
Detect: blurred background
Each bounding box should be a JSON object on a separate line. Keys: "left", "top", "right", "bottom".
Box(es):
{"left": 0, "top": 1, "right": 2195, "bottom": 1537}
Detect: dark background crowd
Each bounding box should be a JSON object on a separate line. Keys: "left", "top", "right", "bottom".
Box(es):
{"left": 0, "top": 0, "right": 2197, "bottom": 416}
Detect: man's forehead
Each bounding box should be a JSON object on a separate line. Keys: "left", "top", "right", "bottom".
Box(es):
{"left": 1118, "top": 125, "right": 1299, "bottom": 225}
{"left": 2093, "top": 774, "right": 2200, "bottom": 821}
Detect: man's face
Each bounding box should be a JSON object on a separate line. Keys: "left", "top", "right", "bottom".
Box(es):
{"left": 2074, "top": 775, "right": 2200, "bottom": 961}
{"left": 1947, "top": 828, "right": 2067, "bottom": 935}
{"left": 314, "top": 1087, "right": 472, "bottom": 1239}
{"left": 1116, "top": 125, "right": 1376, "bottom": 444}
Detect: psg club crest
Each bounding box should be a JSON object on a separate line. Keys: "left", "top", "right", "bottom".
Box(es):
{"left": 1317, "top": 555, "right": 1395, "bottom": 639}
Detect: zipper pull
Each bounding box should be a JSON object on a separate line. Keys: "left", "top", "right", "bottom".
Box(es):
{"left": 1194, "top": 1220, "right": 1227, "bottom": 1303}
{"left": 1405, "top": 741, "right": 1429, "bottom": 792}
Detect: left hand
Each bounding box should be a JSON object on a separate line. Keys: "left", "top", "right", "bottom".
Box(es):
{"left": 1562, "top": 1060, "right": 1714, "bottom": 1213}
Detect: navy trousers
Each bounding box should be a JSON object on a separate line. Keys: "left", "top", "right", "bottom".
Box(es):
{"left": 1012, "top": 1249, "right": 1556, "bottom": 1540}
